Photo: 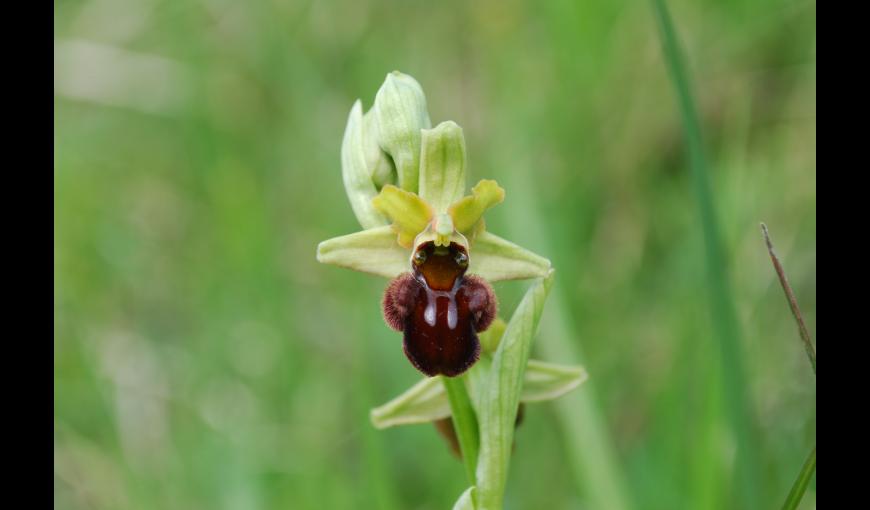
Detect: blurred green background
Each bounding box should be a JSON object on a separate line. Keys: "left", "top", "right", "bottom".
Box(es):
{"left": 54, "top": 0, "right": 816, "bottom": 508}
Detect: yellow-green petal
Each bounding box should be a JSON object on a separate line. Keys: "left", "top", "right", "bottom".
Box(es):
{"left": 449, "top": 179, "right": 505, "bottom": 235}
{"left": 372, "top": 185, "right": 433, "bottom": 248}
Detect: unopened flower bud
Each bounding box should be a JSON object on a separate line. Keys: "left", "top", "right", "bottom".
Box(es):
{"left": 373, "top": 71, "right": 431, "bottom": 193}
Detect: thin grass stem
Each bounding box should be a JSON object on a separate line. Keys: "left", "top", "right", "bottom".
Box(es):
{"left": 761, "top": 223, "right": 816, "bottom": 374}
{"left": 781, "top": 446, "right": 816, "bottom": 510}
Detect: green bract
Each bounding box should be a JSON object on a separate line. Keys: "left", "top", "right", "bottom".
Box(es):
{"left": 453, "top": 487, "right": 477, "bottom": 510}
{"left": 475, "top": 272, "right": 554, "bottom": 510}
{"left": 316, "top": 71, "right": 588, "bottom": 510}
{"left": 370, "top": 345, "right": 588, "bottom": 430}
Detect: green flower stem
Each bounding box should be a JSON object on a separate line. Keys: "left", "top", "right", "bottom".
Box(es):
{"left": 781, "top": 446, "right": 816, "bottom": 510}
{"left": 442, "top": 375, "right": 480, "bottom": 487}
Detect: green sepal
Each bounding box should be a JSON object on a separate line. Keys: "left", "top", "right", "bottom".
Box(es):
{"left": 468, "top": 231, "right": 551, "bottom": 282}
{"left": 341, "top": 100, "right": 388, "bottom": 229}
{"left": 373, "top": 71, "right": 431, "bottom": 193}
{"left": 419, "top": 121, "right": 467, "bottom": 214}
{"left": 316, "top": 226, "right": 408, "bottom": 278}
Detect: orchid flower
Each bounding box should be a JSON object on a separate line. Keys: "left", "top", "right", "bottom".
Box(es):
{"left": 316, "top": 71, "right": 588, "bottom": 510}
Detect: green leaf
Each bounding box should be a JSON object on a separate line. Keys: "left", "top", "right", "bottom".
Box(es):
{"left": 522, "top": 360, "right": 587, "bottom": 402}
{"left": 419, "top": 121, "right": 467, "bottom": 214}
{"left": 371, "top": 185, "right": 433, "bottom": 248}
{"left": 476, "top": 272, "right": 554, "bottom": 510}
{"left": 316, "top": 226, "right": 408, "bottom": 278}
{"left": 373, "top": 71, "right": 431, "bottom": 193}
{"left": 468, "top": 231, "right": 551, "bottom": 282}
{"left": 452, "top": 487, "right": 477, "bottom": 510}
{"left": 369, "top": 376, "right": 450, "bottom": 429}
{"left": 465, "top": 355, "right": 492, "bottom": 414}
{"left": 341, "top": 100, "right": 389, "bottom": 229}
{"left": 449, "top": 180, "right": 505, "bottom": 235}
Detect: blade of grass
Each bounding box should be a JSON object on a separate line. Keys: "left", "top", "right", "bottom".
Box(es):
{"left": 501, "top": 169, "right": 633, "bottom": 510}
{"left": 761, "top": 223, "right": 816, "bottom": 374}
{"left": 443, "top": 375, "right": 480, "bottom": 488}
{"left": 650, "top": 1, "right": 761, "bottom": 508}
{"left": 781, "top": 446, "right": 816, "bottom": 510}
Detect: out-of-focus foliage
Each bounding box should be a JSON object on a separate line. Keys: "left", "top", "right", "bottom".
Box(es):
{"left": 54, "top": 0, "right": 815, "bottom": 508}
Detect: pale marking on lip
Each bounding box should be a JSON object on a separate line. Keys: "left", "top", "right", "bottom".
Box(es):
{"left": 421, "top": 278, "right": 462, "bottom": 330}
